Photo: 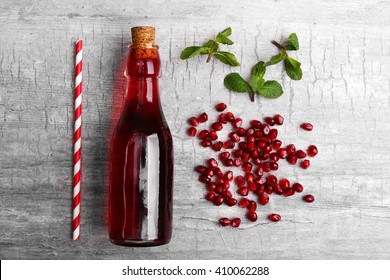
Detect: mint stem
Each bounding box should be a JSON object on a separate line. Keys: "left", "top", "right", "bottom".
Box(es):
{"left": 271, "top": 40, "right": 284, "bottom": 50}
{"left": 249, "top": 92, "right": 255, "bottom": 102}
{"left": 206, "top": 40, "right": 217, "bottom": 63}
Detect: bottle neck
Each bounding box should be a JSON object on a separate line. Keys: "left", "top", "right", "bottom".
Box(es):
{"left": 124, "top": 46, "right": 162, "bottom": 114}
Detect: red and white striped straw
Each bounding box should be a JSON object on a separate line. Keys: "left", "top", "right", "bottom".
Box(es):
{"left": 73, "top": 39, "right": 82, "bottom": 240}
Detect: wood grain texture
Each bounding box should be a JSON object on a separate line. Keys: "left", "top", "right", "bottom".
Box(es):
{"left": 1, "top": 0, "right": 390, "bottom": 259}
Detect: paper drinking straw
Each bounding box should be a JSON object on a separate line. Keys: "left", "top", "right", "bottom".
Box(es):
{"left": 73, "top": 40, "right": 82, "bottom": 240}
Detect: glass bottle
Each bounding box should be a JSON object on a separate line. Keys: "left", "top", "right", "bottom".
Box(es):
{"left": 109, "top": 26, "right": 173, "bottom": 246}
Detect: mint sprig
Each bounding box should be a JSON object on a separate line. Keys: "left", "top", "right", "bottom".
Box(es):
{"left": 180, "top": 27, "right": 240, "bottom": 67}
{"left": 224, "top": 33, "right": 302, "bottom": 101}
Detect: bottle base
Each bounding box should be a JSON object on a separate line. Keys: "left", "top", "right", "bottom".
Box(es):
{"left": 110, "top": 238, "right": 170, "bottom": 247}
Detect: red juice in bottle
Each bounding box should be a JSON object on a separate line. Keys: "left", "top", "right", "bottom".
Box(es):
{"left": 109, "top": 26, "right": 173, "bottom": 246}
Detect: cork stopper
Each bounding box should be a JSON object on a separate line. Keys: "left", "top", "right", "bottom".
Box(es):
{"left": 131, "top": 26, "right": 156, "bottom": 47}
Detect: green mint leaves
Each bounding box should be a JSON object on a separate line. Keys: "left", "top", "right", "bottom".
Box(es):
{"left": 224, "top": 33, "right": 302, "bottom": 101}
{"left": 180, "top": 27, "right": 240, "bottom": 67}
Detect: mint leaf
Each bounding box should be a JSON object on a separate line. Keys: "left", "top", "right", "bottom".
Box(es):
{"left": 264, "top": 51, "right": 286, "bottom": 66}
{"left": 224, "top": 73, "right": 253, "bottom": 93}
{"left": 251, "top": 61, "right": 266, "bottom": 91}
{"left": 284, "top": 56, "right": 302, "bottom": 80}
{"left": 257, "top": 80, "right": 283, "bottom": 99}
{"left": 219, "top": 27, "right": 232, "bottom": 37}
{"left": 214, "top": 51, "right": 240, "bottom": 66}
{"left": 201, "top": 40, "right": 218, "bottom": 54}
{"left": 216, "top": 34, "right": 234, "bottom": 45}
{"left": 285, "top": 33, "right": 299, "bottom": 51}
{"left": 180, "top": 46, "right": 209, "bottom": 59}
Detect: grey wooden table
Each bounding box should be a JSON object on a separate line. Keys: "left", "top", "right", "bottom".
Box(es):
{"left": 1, "top": 0, "right": 390, "bottom": 259}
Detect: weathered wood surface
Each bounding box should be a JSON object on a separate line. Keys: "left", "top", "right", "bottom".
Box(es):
{"left": 1, "top": 0, "right": 390, "bottom": 259}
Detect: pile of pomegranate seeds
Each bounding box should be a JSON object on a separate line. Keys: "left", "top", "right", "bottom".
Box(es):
{"left": 188, "top": 103, "right": 318, "bottom": 228}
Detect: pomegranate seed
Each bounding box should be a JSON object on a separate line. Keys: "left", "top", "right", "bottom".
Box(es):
{"left": 208, "top": 182, "right": 217, "bottom": 192}
{"left": 248, "top": 181, "right": 257, "bottom": 192}
{"left": 198, "top": 112, "right": 208, "bottom": 123}
{"left": 226, "top": 112, "right": 235, "bottom": 121}
{"left": 233, "top": 157, "right": 243, "bottom": 167}
{"left": 246, "top": 142, "right": 256, "bottom": 151}
{"left": 231, "top": 218, "right": 241, "bottom": 228}
{"left": 201, "top": 139, "right": 212, "bottom": 147}
{"left": 250, "top": 120, "right": 262, "bottom": 128}
{"left": 207, "top": 158, "right": 218, "bottom": 168}
{"left": 233, "top": 150, "right": 243, "bottom": 157}
{"left": 265, "top": 185, "right": 273, "bottom": 194}
{"left": 266, "top": 175, "right": 277, "bottom": 186}
{"left": 295, "top": 150, "right": 307, "bottom": 159}
{"left": 259, "top": 153, "right": 269, "bottom": 161}
{"left": 206, "top": 192, "right": 215, "bottom": 201}
{"left": 239, "top": 142, "right": 247, "bottom": 151}
{"left": 293, "top": 183, "right": 303, "bottom": 193}
{"left": 269, "top": 162, "right": 278, "bottom": 171}
{"left": 301, "top": 159, "right": 310, "bottom": 169}
{"left": 251, "top": 149, "right": 259, "bottom": 159}
{"left": 245, "top": 173, "right": 254, "bottom": 183}
{"left": 260, "top": 136, "right": 271, "bottom": 144}
{"left": 273, "top": 184, "right": 283, "bottom": 195}
{"left": 219, "top": 152, "right": 230, "bottom": 161}
{"left": 219, "top": 114, "right": 228, "bottom": 124}
{"left": 307, "top": 145, "right": 318, "bottom": 157}
{"left": 268, "top": 129, "right": 278, "bottom": 140}
{"left": 226, "top": 197, "right": 237, "bottom": 206}
{"left": 199, "top": 175, "right": 210, "bottom": 183}
{"left": 262, "top": 162, "right": 271, "bottom": 172}
{"left": 215, "top": 103, "right": 227, "bottom": 112}
{"left": 264, "top": 117, "right": 275, "bottom": 126}
{"left": 303, "top": 194, "right": 315, "bottom": 203}
{"left": 272, "top": 140, "right": 282, "bottom": 150}
{"left": 253, "top": 158, "right": 262, "bottom": 165}
{"left": 264, "top": 145, "right": 272, "bottom": 153}
{"left": 212, "top": 141, "right": 223, "bottom": 151}
{"left": 286, "top": 144, "right": 296, "bottom": 155}
{"left": 188, "top": 117, "right": 199, "bottom": 126}
{"left": 254, "top": 129, "right": 263, "bottom": 138}
{"left": 225, "top": 159, "right": 234, "bottom": 166}
{"left": 256, "top": 185, "right": 265, "bottom": 195}
{"left": 239, "top": 198, "right": 250, "bottom": 208}
{"left": 216, "top": 185, "right": 223, "bottom": 194}
{"left": 300, "top": 123, "right": 313, "bottom": 131}
{"left": 258, "top": 193, "right": 269, "bottom": 205}
{"left": 236, "top": 127, "right": 246, "bottom": 136}
{"left": 283, "top": 188, "right": 295, "bottom": 197}
{"left": 223, "top": 140, "right": 235, "bottom": 149}
{"left": 247, "top": 211, "right": 258, "bottom": 222}
{"left": 268, "top": 213, "right": 281, "bottom": 222}
{"left": 279, "top": 178, "right": 290, "bottom": 190}
{"left": 269, "top": 152, "right": 279, "bottom": 162}
{"left": 273, "top": 114, "right": 284, "bottom": 125}
{"left": 287, "top": 154, "right": 297, "bottom": 165}
{"left": 256, "top": 140, "right": 267, "bottom": 149}
{"left": 219, "top": 217, "right": 231, "bottom": 227}
{"left": 234, "top": 118, "right": 243, "bottom": 128}
{"left": 205, "top": 168, "right": 214, "bottom": 178}
{"left": 248, "top": 201, "right": 257, "bottom": 211}
{"left": 242, "top": 162, "right": 253, "bottom": 173}
{"left": 214, "top": 168, "right": 223, "bottom": 178}
{"left": 256, "top": 177, "right": 266, "bottom": 185}
{"left": 208, "top": 130, "right": 218, "bottom": 140}
{"left": 242, "top": 153, "right": 250, "bottom": 163}
{"left": 187, "top": 127, "right": 197, "bottom": 137}
{"left": 246, "top": 128, "right": 255, "bottom": 137}
{"left": 261, "top": 124, "right": 270, "bottom": 135}
{"left": 230, "top": 132, "right": 240, "bottom": 142}
{"left": 278, "top": 148, "right": 288, "bottom": 159}
{"left": 235, "top": 178, "right": 245, "bottom": 188}
{"left": 214, "top": 195, "right": 224, "bottom": 206}
{"left": 237, "top": 187, "right": 249, "bottom": 196}
{"left": 216, "top": 178, "right": 225, "bottom": 185}
{"left": 254, "top": 167, "right": 263, "bottom": 176}
{"left": 198, "top": 130, "right": 209, "bottom": 139}
{"left": 212, "top": 122, "right": 223, "bottom": 131}
{"left": 223, "top": 181, "right": 230, "bottom": 190}
{"left": 195, "top": 165, "right": 207, "bottom": 174}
